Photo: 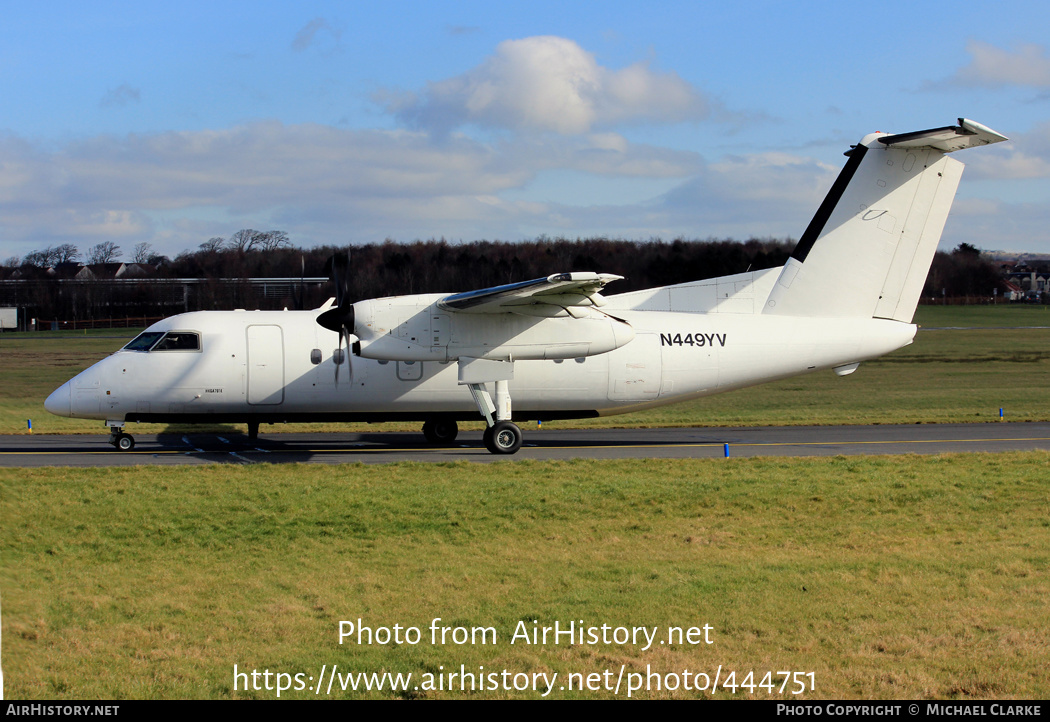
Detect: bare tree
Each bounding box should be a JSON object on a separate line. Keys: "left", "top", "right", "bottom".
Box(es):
{"left": 2, "top": 256, "right": 20, "bottom": 267}
{"left": 54, "top": 244, "right": 80, "bottom": 263}
{"left": 23, "top": 246, "right": 61, "bottom": 267}
{"left": 199, "top": 237, "right": 226, "bottom": 253}
{"left": 22, "top": 250, "right": 46, "bottom": 267}
{"left": 87, "top": 241, "right": 122, "bottom": 264}
{"left": 132, "top": 242, "right": 153, "bottom": 264}
{"left": 254, "top": 230, "right": 291, "bottom": 252}
{"left": 228, "top": 229, "right": 260, "bottom": 252}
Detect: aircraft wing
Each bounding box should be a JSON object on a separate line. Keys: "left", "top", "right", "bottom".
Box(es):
{"left": 437, "top": 272, "right": 623, "bottom": 316}
{"left": 877, "top": 118, "right": 1008, "bottom": 153}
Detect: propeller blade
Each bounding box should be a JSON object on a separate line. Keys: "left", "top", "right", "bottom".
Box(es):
{"left": 342, "top": 327, "right": 353, "bottom": 384}
{"left": 323, "top": 252, "right": 351, "bottom": 308}
{"left": 334, "top": 330, "right": 342, "bottom": 384}
{"left": 332, "top": 327, "right": 357, "bottom": 385}
{"left": 321, "top": 251, "right": 356, "bottom": 384}
{"left": 318, "top": 251, "right": 355, "bottom": 333}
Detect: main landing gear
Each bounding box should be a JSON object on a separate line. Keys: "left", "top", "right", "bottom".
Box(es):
{"left": 461, "top": 363, "right": 523, "bottom": 455}
{"left": 483, "top": 420, "right": 522, "bottom": 454}
{"left": 422, "top": 415, "right": 522, "bottom": 454}
{"left": 422, "top": 419, "right": 459, "bottom": 445}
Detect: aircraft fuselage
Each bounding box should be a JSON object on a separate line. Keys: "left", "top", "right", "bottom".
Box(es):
{"left": 45, "top": 305, "right": 914, "bottom": 426}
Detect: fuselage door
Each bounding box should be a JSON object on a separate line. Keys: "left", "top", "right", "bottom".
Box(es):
{"left": 247, "top": 324, "right": 285, "bottom": 405}
{"left": 608, "top": 333, "right": 661, "bottom": 401}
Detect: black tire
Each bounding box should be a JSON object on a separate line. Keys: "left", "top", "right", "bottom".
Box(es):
{"left": 115, "top": 433, "right": 135, "bottom": 451}
{"left": 422, "top": 419, "right": 459, "bottom": 445}
{"left": 486, "top": 421, "right": 522, "bottom": 455}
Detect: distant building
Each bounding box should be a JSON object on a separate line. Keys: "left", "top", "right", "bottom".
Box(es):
{"left": 1003, "top": 280, "right": 1024, "bottom": 301}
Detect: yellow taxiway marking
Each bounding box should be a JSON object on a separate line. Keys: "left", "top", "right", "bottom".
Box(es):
{"left": 556, "top": 436, "right": 1050, "bottom": 450}
{"left": 4, "top": 435, "right": 1050, "bottom": 455}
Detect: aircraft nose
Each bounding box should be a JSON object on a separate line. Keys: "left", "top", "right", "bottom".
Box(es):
{"left": 44, "top": 381, "right": 72, "bottom": 417}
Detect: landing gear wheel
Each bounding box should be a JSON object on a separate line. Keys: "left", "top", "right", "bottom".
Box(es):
{"left": 422, "top": 419, "right": 459, "bottom": 445}
{"left": 484, "top": 421, "right": 522, "bottom": 455}
{"left": 114, "top": 433, "right": 135, "bottom": 451}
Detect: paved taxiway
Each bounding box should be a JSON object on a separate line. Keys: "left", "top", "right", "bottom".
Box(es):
{"left": 1, "top": 422, "right": 1049, "bottom": 466}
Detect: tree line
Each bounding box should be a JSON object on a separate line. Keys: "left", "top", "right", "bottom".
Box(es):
{"left": 925, "top": 242, "right": 1013, "bottom": 299}
{"left": 0, "top": 233, "right": 1024, "bottom": 326}
{"left": 3, "top": 230, "right": 296, "bottom": 271}
{"left": 11, "top": 240, "right": 128, "bottom": 267}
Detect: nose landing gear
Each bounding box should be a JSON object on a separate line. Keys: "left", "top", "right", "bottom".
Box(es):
{"left": 107, "top": 423, "right": 135, "bottom": 451}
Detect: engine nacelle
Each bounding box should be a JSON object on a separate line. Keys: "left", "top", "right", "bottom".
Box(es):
{"left": 352, "top": 295, "right": 634, "bottom": 362}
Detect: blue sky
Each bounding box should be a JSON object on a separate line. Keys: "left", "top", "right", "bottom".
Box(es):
{"left": 3, "top": 0, "right": 1050, "bottom": 262}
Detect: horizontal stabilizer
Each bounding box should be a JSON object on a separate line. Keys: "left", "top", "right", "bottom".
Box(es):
{"left": 438, "top": 272, "right": 623, "bottom": 314}
{"left": 878, "top": 118, "right": 1008, "bottom": 154}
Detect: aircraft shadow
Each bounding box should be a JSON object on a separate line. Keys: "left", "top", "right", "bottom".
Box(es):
{"left": 146, "top": 428, "right": 735, "bottom": 464}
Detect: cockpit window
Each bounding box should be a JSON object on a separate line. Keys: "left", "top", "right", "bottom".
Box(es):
{"left": 123, "top": 332, "right": 165, "bottom": 352}
{"left": 122, "top": 331, "right": 201, "bottom": 352}
{"left": 152, "top": 332, "right": 201, "bottom": 351}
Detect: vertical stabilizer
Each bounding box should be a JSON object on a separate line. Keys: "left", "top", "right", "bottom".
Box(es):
{"left": 763, "top": 119, "right": 1006, "bottom": 321}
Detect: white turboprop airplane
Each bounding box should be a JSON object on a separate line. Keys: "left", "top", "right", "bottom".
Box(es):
{"left": 45, "top": 119, "right": 1007, "bottom": 454}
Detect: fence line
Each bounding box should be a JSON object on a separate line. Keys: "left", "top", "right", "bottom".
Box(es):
{"left": 34, "top": 316, "right": 166, "bottom": 331}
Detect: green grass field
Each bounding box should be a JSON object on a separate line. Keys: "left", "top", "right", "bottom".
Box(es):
{"left": 2, "top": 305, "right": 1049, "bottom": 435}
{"left": 3, "top": 454, "right": 1049, "bottom": 699}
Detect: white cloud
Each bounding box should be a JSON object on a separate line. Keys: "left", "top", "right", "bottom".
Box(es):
{"left": 942, "top": 199, "right": 1050, "bottom": 252}
{"left": 484, "top": 151, "right": 845, "bottom": 242}
{"left": 384, "top": 36, "right": 710, "bottom": 135}
{"left": 0, "top": 122, "right": 702, "bottom": 257}
{"left": 952, "top": 40, "right": 1050, "bottom": 88}
{"left": 968, "top": 151, "right": 1050, "bottom": 180}
{"left": 964, "top": 121, "right": 1050, "bottom": 180}
{"left": 7, "top": 118, "right": 1044, "bottom": 259}
{"left": 655, "top": 152, "right": 839, "bottom": 233}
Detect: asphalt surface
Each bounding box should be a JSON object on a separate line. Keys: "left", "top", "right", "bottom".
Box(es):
{"left": 2, "top": 422, "right": 1049, "bottom": 466}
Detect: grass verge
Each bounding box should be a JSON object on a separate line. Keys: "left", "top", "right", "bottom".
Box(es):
{"left": 3, "top": 453, "right": 1048, "bottom": 699}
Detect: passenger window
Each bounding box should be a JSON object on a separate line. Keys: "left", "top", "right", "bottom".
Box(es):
{"left": 152, "top": 332, "right": 201, "bottom": 352}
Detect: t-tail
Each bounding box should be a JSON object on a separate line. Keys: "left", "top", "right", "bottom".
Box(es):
{"left": 763, "top": 119, "right": 1007, "bottom": 322}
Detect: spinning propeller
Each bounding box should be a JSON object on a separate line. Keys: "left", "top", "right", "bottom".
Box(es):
{"left": 318, "top": 252, "right": 357, "bottom": 383}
